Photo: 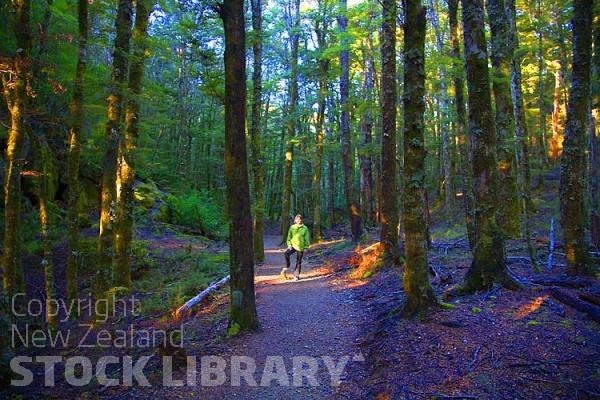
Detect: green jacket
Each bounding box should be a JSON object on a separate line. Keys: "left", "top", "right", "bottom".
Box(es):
{"left": 287, "top": 223, "right": 310, "bottom": 251}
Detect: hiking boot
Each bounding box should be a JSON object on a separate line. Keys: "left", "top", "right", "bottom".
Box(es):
{"left": 293, "top": 274, "right": 300, "bottom": 281}
{"left": 280, "top": 268, "right": 289, "bottom": 280}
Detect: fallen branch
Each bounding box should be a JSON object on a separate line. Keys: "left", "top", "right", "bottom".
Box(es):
{"left": 174, "top": 275, "right": 230, "bottom": 320}
{"left": 531, "top": 276, "right": 598, "bottom": 289}
{"left": 549, "top": 287, "right": 600, "bottom": 324}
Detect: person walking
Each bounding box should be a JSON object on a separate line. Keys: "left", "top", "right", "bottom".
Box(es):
{"left": 282, "top": 214, "right": 310, "bottom": 280}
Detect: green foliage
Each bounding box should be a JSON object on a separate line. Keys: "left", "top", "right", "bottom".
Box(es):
{"left": 166, "top": 191, "right": 228, "bottom": 239}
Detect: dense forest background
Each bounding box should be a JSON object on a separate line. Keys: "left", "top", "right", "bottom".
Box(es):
{"left": 0, "top": 0, "right": 599, "bottom": 394}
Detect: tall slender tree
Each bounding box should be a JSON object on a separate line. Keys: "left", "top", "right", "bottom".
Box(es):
{"left": 559, "top": 0, "right": 594, "bottom": 275}
{"left": 402, "top": 0, "right": 437, "bottom": 315}
{"left": 1, "top": 0, "right": 31, "bottom": 299}
{"left": 339, "top": 0, "right": 362, "bottom": 242}
{"left": 250, "top": 0, "right": 265, "bottom": 262}
{"left": 448, "top": 0, "right": 476, "bottom": 250}
{"left": 379, "top": 0, "right": 400, "bottom": 265}
{"left": 115, "top": 0, "right": 151, "bottom": 287}
{"left": 66, "top": 0, "right": 89, "bottom": 308}
{"left": 218, "top": 0, "right": 259, "bottom": 331}
{"left": 97, "top": 0, "right": 133, "bottom": 303}
{"left": 459, "top": 0, "right": 520, "bottom": 292}
{"left": 280, "top": 0, "right": 301, "bottom": 240}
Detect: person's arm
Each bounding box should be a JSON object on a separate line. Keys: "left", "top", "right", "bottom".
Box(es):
{"left": 286, "top": 226, "right": 293, "bottom": 247}
{"left": 303, "top": 226, "right": 310, "bottom": 250}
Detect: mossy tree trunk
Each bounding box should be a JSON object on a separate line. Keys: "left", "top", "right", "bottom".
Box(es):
{"left": 559, "top": 0, "right": 594, "bottom": 275}
{"left": 280, "top": 0, "right": 300, "bottom": 240}
{"left": 1, "top": 0, "right": 31, "bottom": 299}
{"left": 487, "top": 0, "right": 520, "bottom": 237}
{"left": 115, "top": 0, "right": 150, "bottom": 288}
{"left": 219, "top": 0, "right": 259, "bottom": 331}
{"left": 312, "top": 7, "right": 330, "bottom": 243}
{"left": 250, "top": 0, "right": 265, "bottom": 262}
{"left": 402, "top": 0, "right": 437, "bottom": 316}
{"left": 448, "top": 0, "right": 476, "bottom": 251}
{"left": 506, "top": 0, "right": 538, "bottom": 270}
{"left": 589, "top": 11, "right": 599, "bottom": 248}
{"left": 98, "top": 0, "right": 133, "bottom": 303}
{"left": 66, "top": 0, "right": 89, "bottom": 308}
{"left": 379, "top": 0, "right": 400, "bottom": 265}
{"left": 460, "top": 0, "right": 520, "bottom": 292}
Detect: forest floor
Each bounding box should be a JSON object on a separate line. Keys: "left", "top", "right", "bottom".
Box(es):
{"left": 4, "top": 171, "right": 600, "bottom": 400}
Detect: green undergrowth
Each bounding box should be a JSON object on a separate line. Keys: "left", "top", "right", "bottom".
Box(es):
{"left": 134, "top": 250, "right": 229, "bottom": 315}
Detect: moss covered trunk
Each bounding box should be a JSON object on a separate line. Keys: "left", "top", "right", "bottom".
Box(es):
{"left": 1, "top": 0, "right": 31, "bottom": 298}
{"left": 66, "top": 0, "right": 89, "bottom": 306}
{"left": 449, "top": 0, "right": 476, "bottom": 251}
{"left": 402, "top": 0, "right": 437, "bottom": 315}
{"left": 460, "top": 0, "right": 519, "bottom": 292}
{"left": 559, "top": 0, "right": 594, "bottom": 275}
{"left": 219, "top": 0, "right": 259, "bottom": 331}
{"left": 379, "top": 0, "right": 400, "bottom": 265}
{"left": 339, "top": 0, "right": 362, "bottom": 243}
{"left": 98, "top": 0, "right": 133, "bottom": 301}
{"left": 487, "top": 0, "right": 520, "bottom": 237}
{"left": 115, "top": 0, "right": 150, "bottom": 287}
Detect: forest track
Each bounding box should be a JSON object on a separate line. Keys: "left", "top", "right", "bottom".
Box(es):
{"left": 138, "top": 235, "right": 368, "bottom": 399}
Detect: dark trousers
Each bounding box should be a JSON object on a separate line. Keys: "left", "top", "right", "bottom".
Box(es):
{"left": 285, "top": 247, "right": 304, "bottom": 274}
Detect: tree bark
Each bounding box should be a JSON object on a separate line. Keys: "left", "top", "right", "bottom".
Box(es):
{"left": 459, "top": 0, "right": 520, "bottom": 292}
{"left": 98, "top": 0, "right": 133, "bottom": 304}
{"left": 66, "top": 0, "right": 89, "bottom": 308}
{"left": 115, "top": 0, "right": 150, "bottom": 287}
{"left": 402, "top": 0, "right": 437, "bottom": 316}
{"left": 280, "top": 0, "right": 300, "bottom": 240}
{"left": 449, "top": 0, "right": 476, "bottom": 250}
{"left": 1, "top": 0, "right": 31, "bottom": 299}
{"left": 487, "top": 0, "right": 520, "bottom": 237}
{"left": 590, "top": 12, "right": 600, "bottom": 248}
{"left": 506, "top": 0, "right": 538, "bottom": 270}
{"left": 559, "top": 0, "right": 594, "bottom": 275}
{"left": 379, "top": 0, "right": 400, "bottom": 265}
{"left": 219, "top": 0, "right": 259, "bottom": 331}
{"left": 339, "top": 0, "right": 362, "bottom": 242}
{"left": 250, "top": 0, "right": 265, "bottom": 262}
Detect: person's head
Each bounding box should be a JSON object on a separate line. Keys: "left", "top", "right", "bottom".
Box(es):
{"left": 294, "top": 214, "right": 303, "bottom": 224}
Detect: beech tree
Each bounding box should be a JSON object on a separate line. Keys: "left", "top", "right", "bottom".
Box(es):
{"left": 379, "top": 0, "right": 400, "bottom": 265}
{"left": 459, "top": 0, "right": 520, "bottom": 292}
{"left": 218, "top": 0, "right": 259, "bottom": 331}
{"left": 559, "top": 0, "right": 594, "bottom": 275}
{"left": 402, "top": 0, "right": 437, "bottom": 315}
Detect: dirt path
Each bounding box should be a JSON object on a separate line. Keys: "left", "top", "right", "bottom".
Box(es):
{"left": 142, "top": 235, "right": 367, "bottom": 399}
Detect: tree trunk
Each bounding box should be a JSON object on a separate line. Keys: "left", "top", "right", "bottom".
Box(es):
{"left": 250, "top": 0, "right": 265, "bottom": 262}
{"left": 449, "top": 0, "right": 476, "bottom": 250}
{"left": 1, "top": 0, "right": 31, "bottom": 299}
{"left": 312, "top": 8, "right": 330, "bottom": 242}
{"left": 219, "top": 0, "right": 259, "bottom": 331}
{"left": 507, "top": 0, "right": 538, "bottom": 270}
{"left": 98, "top": 0, "right": 133, "bottom": 305}
{"left": 429, "top": 0, "right": 455, "bottom": 216}
{"left": 339, "top": 0, "right": 362, "bottom": 242}
{"left": 379, "top": 0, "right": 400, "bottom": 265}
{"left": 591, "top": 13, "right": 600, "bottom": 248}
{"left": 66, "top": 0, "right": 89, "bottom": 308}
{"left": 550, "top": 67, "right": 565, "bottom": 161}
{"left": 360, "top": 51, "right": 375, "bottom": 226}
{"left": 459, "top": 0, "right": 520, "bottom": 292}
{"left": 402, "top": 0, "right": 437, "bottom": 316}
{"left": 115, "top": 0, "right": 150, "bottom": 288}
{"left": 280, "top": 0, "right": 301, "bottom": 239}
{"left": 559, "top": 0, "right": 594, "bottom": 275}
{"left": 487, "top": 0, "right": 520, "bottom": 237}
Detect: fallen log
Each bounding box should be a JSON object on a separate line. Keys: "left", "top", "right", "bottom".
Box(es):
{"left": 549, "top": 287, "right": 600, "bottom": 324}
{"left": 174, "top": 275, "right": 230, "bottom": 320}
{"left": 531, "top": 276, "right": 598, "bottom": 289}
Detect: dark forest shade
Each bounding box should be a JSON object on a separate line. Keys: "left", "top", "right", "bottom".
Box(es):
{"left": 559, "top": 0, "right": 594, "bottom": 276}
{"left": 219, "top": 0, "right": 259, "bottom": 331}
